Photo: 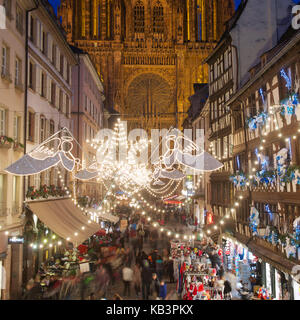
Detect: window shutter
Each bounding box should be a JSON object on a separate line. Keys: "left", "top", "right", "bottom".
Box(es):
{"left": 48, "top": 36, "right": 52, "bottom": 61}
{"left": 26, "top": 111, "right": 29, "bottom": 140}
{"left": 35, "top": 65, "right": 40, "bottom": 94}
{"left": 13, "top": 115, "right": 17, "bottom": 140}
{"left": 0, "top": 109, "right": 5, "bottom": 135}
{"left": 34, "top": 113, "right": 39, "bottom": 144}
{"left": 55, "top": 86, "right": 58, "bottom": 108}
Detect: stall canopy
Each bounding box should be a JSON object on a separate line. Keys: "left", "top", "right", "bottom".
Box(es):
{"left": 27, "top": 199, "right": 100, "bottom": 245}
{"left": 89, "top": 209, "right": 119, "bottom": 224}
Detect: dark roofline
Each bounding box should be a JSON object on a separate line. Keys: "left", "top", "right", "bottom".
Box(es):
{"left": 69, "top": 44, "right": 87, "bottom": 55}
{"left": 204, "top": 0, "right": 248, "bottom": 64}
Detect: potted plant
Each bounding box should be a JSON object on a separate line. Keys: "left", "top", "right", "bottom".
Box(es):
{"left": 0, "top": 136, "right": 14, "bottom": 148}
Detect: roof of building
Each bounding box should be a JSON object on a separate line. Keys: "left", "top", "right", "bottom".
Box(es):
{"left": 205, "top": 0, "right": 248, "bottom": 64}
{"left": 247, "top": 25, "right": 299, "bottom": 77}
{"left": 227, "top": 26, "right": 300, "bottom": 105}
{"left": 187, "top": 84, "right": 209, "bottom": 121}
{"left": 69, "top": 45, "right": 87, "bottom": 55}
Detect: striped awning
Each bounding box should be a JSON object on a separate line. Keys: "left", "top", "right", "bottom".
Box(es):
{"left": 27, "top": 198, "right": 100, "bottom": 245}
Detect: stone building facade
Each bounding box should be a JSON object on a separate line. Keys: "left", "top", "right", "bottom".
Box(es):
{"left": 58, "top": 0, "right": 234, "bottom": 130}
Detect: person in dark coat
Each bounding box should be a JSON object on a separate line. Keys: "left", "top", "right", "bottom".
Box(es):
{"left": 167, "top": 260, "right": 174, "bottom": 283}
{"left": 141, "top": 261, "right": 152, "bottom": 300}
{"left": 150, "top": 273, "right": 160, "bottom": 299}
{"left": 223, "top": 280, "right": 232, "bottom": 300}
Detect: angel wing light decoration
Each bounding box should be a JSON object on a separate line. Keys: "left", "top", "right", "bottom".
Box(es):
{"left": 5, "top": 128, "right": 79, "bottom": 175}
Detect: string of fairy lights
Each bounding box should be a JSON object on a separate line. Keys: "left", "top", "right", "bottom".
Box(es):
{"left": 207, "top": 72, "right": 300, "bottom": 237}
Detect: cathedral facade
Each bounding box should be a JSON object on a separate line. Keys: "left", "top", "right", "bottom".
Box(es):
{"left": 58, "top": 0, "right": 234, "bottom": 130}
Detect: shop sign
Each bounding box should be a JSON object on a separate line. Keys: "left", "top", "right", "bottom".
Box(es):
{"left": 79, "top": 262, "right": 90, "bottom": 274}
{"left": 8, "top": 236, "right": 24, "bottom": 244}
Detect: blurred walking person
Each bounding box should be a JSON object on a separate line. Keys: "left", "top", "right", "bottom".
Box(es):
{"left": 122, "top": 264, "right": 133, "bottom": 297}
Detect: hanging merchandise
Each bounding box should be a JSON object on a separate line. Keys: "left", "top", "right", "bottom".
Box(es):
{"left": 170, "top": 239, "right": 224, "bottom": 300}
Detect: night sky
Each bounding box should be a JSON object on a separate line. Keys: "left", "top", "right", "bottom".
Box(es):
{"left": 48, "top": 0, "right": 245, "bottom": 15}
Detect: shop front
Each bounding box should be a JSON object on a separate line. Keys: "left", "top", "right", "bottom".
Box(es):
{"left": 222, "top": 235, "right": 262, "bottom": 291}
{"left": 0, "top": 225, "right": 24, "bottom": 300}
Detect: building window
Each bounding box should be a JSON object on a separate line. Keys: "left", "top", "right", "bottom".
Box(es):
{"left": 52, "top": 44, "right": 56, "bottom": 66}
{"left": 60, "top": 54, "right": 64, "bottom": 75}
{"left": 28, "top": 111, "right": 35, "bottom": 142}
{"left": 134, "top": 1, "right": 145, "bottom": 34}
{"left": 41, "top": 72, "right": 46, "bottom": 97}
{"left": 85, "top": 95, "right": 88, "bottom": 111}
{"left": 234, "top": 112, "right": 243, "bottom": 131}
{"left": 66, "top": 95, "right": 70, "bottom": 116}
{"left": 29, "top": 15, "right": 34, "bottom": 41}
{"left": 153, "top": 1, "right": 164, "bottom": 34}
{"left": 15, "top": 57, "right": 22, "bottom": 87}
{"left": 51, "top": 81, "right": 56, "bottom": 106}
{"left": 16, "top": 4, "right": 24, "bottom": 35}
{"left": 3, "top": 0, "right": 12, "bottom": 19}
{"left": 248, "top": 93, "right": 256, "bottom": 117}
{"left": 42, "top": 31, "right": 48, "bottom": 56}
{"left": 0, "top": 174, "right": 4, "bottom": 204}
{"left": 40, "top": 116, "right": 46, "bottom": 142}
{"left": 29, "top": 61, "right": 35, "bottom": 90}
{"left": 0, "top": 108, "right": 6, "bottom": 136}
{"left": 13, "top": 115, "right": 21, "bottom": 142}
{"left": 59, "top": 89, "right": 63, "bottom": 111}
{"left": 67, "top": 62, "right": 70, "bottom": 83}
{"left": 49, "top": 120, "right": 55, "bottom": 147}
{"left": 1, "top": 45, "right": 9, "bottom": 78}
{"left": 33, "top": 174, "right": 40, "bottom": 189}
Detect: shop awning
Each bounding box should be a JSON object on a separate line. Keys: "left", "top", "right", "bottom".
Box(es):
{"left": 232, "top": 232, "right": 299, "bottom": 275}
{"left": 247, "top": 241, "right": 299, "bottom": 275}
{"left": 88, "top": 209, "right": 119, "bottom": 224}
{"left": 27, "top": 198, "right": 100, "bottom": 245}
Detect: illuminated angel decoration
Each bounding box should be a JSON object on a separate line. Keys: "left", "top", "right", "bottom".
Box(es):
{"left": 161, "top": 130, "right": 223, "bottom": 172}
{"left": 5, "top": 128, "right": 80, "bottom": 176}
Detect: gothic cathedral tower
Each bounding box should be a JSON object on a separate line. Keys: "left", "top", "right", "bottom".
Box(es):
{"left": 58, "top": 0, "right": 234, "bottom": 130}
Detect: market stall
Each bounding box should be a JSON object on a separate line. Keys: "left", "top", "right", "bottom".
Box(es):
{"left": 170, "top": 239, "right": 223, "bottom": 300}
